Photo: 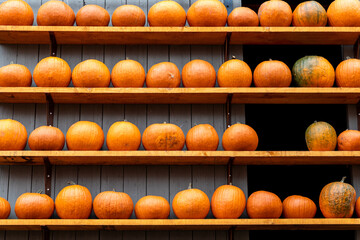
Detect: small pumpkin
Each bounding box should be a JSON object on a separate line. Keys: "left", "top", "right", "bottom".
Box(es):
{"left": 66, "top": 121, "right": 104, "bottom": 151}
{"left": 93, "top": 190, "right": 134, "bottom": 219}
{"left": 335, "top": 58, "right": 360, "bottom": 87}
{"left": 72, "top": 59, "right": 110, "bottom": 88}
{"left": 111, "top": 60, "right": 145, "bottom": 88}
{"left": 146, "top": 62, "right": 180, "bottom": 88}
{"left": 28, "top": 126, "right": 65, "bottom": 151}
{"left": 253, "top": 60, "right": 292, "bottom": 87}
{"left": 182, "top": 60, "right": 216, "bottom": 87}
{"left": 305, "top": 121, "right": 337, "bottom": 151}
{"left": 15, "top": 191, "right": 54, "bottom": 219}
{"left": 327, "top": 0, "right": 360, "bottom": 26}
{"left": 37, "top": 0, "right": 75, "bottom": 26}
{"left": 282, "top": 195, "right": 317, "bottom": 218}
{"left": 112, "top": 5, "right": 146, "bottom": 26}
{"left": 0, "top": 0, "right": 34, "bottom": 25}
{"left": 142, "top": 123, "right": 185, "bottom": 150}
{"left": 135, "top": 196, "right": 170, "bottom": 219}
{"left": 319, "top": 177, "right": 356, "bottom": 218}
{"left": 337, "top": 130, "right": 360, "bottom": 151}
{"left": 0, "top": 197, "right": 10, "bottom": 219}
{"left": 222, "top": 123, "right": 258, "bottom": 151}
{"left": 33, "top": 57, "right": 72, "bottom": 87}
{"left": 217, "top": 57, "right": 252, "bottom": 87}
{"left": 187, "top": 0, "right": 228, "bottom": 26}
{"left": 211, "top": 184, "right": 246, "bottom": 219}
{"left": 292, "top": 1, "right": 327, "bottom": 26}
{"left": 258, "top": 0, "right": 292, "bottom": 27}
{"left": 0, "top": 119, "right": 27, "bottom": 150}
{"left": 246, "top": 190, "right": 283, "bottom": 219}
{"left": 76, "top": 4, "right": 110, "bottom": 26}
{"left": 228, "top": 7, "right": 259, "bottom": 26}
{"left": 0, "top": 64, "right": 32, "bottom": 87}
{"left": 148, "top": 1, "right": 186, "bottom": 27}
{"left": 106, "top": 121, "right": 141, "bottom": 151}
{"left": 185, "top": 124, "right": 219, "bottom": 151}
{"left": 292, "top": 56, "right": 335, "bottom": 87}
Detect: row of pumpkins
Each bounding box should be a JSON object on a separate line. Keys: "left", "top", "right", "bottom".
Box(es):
{"left": 1, "top": 0, "right": 360, "bottom": 27}
{"left": 1, "top": 56, "right": 359, "bottom": 88}
{"left": 0, "top": 177, "right": 358, "bottom": 219}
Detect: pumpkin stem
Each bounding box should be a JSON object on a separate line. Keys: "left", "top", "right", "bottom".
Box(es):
{"left": 231, "top": 56, "right": 236, "bottom": 59}
{"left": 126, "top": 57, "right": 130, "bottom": 60}
{"left": 229, "top": 182, "right": 233, "bottom": 186}
{"left": 341, "top": 176, "right": 347, "bottom": 183}
{"left": 37, "top": 189, "right": 43, "bottom": 194}
{"left": 113, "top": 188, "right": 116, "bottom": 192}
{"left": 188, "top": 182, "right": 192, "bottom": 189}
{"left": 10, "top": 61, "right": 14, "bottom": 65}
{"left": 68, "top": 181, "right": 76, "bottom": 185}
{"left": 269, "top": 58, "right": 272, "bottom": 61}
{"left": 346, "top": 56, "right": 351, "bottom": 60}
{"left": 163, "top": 121, "right": 167, "bottom": 124}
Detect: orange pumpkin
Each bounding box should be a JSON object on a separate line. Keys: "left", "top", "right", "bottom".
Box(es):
{"left": 327, "top": 0, "right": 360, "bottom": 26}
{"left": 72, "top": 59, "right": 110, "bottom": 88}
{"left": 76, "top": 5, "right": 110, "bottom": 26}
{"left": 37, "top": 0, "right": 75, "bottom": 26}
{"left": 28, "top": 126, "right": 65, "bottom": 150}
{"left": 93, "top": 191, "right": 134, "bottom": 219}
{"left": 305, "top": 121, "right": 337, "bottom": 151}
{"left": 33, "top": 57, "right": 71, "bottom": 87}
{"left": 292, "top": 1, "right": 327, "bottom": 26}
{"left": 111, "top": 60, "right": 145, "bottom": 88}
{"left": 0, "top": 0, "right": 34, "bottom": 25}
{"left": 211, "top": 185, "right": 246, "bottom": 219}
{"left": 15, "top": 192, "right": 54, "bottom": 219}
{"left": 355, "top": 197, "right": 360, "bottom": 217}
{"left": 135, "top": 196, "right": 170, "bottom": 219}
{"left": 282, "top": 195, "right": 317, "bottom": 218}
{"left": 246, "top": 190, "right": 283, "bottom": 219}
{"left": 185, "top": 124, "right": 219, "bottom": 151}
{"left": 222, "top": 123, "right": 258, "bottom": 151}
{"left": 258, "top": 0, "right": 292, "bottom": 26}
{"left": 337, "top": 130, "right": 360, "bottom": 151}
{"left": 217, "top": 58, "right": 252, "bottom": 87}
{"left": 106, "top": 121, "right": 141, "bottom": 151}
{"left": 148, "top": 1, "right": 186, "bottom": 26}
{"left": 0, "top": 119, "right": 27, "bottom": 150}
{"left": 0, "top": 197, "right": 10, "bottom": 219}
{"left": 142, "top": 123, "right": 185, "bottom": 150}
{"left": 254, "top": 60, "right": 292, "bottom": 87}
{"left": 336, "top": 58, "right": 360, "bottom": 87}
{"left": 55, "top": 183, "right": 92, "bottom": 219}
{"left": 146, "top": 62, "right": 181, "bottom": 88}
{"left": 187, "top": 0, "right": 227, "bottom": 26}
{"left": 182, "top": 60, "right": 216, "bottom": 87}
{"left": 66, "top": 121, "right": 104, "bottom": 151}
{"left": 112, "top": 5, "right": 146, "bottom": 26}
{"left": 0, "top": 64, "right": 32, "bottom": 87}
{"left": 228, "top": 7, "right": 259, "bottom": 26}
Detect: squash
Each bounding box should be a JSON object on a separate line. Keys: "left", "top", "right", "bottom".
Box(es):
{"left": 37, "top": 0, "right": 75, "bottom": 26}
{"left": 148, "top": 1, "right": 186, "bottom": 27}
{"left": 33, "top": 57, "right": 72, "bottom": 87}
{"left": 93, "top": 190, "right": 134, "bottom": 219}
{"left": 337, "top": 130, "right": 360, "bottom": 151}
{"left": 327, "top": 0, "right": 360, "bottom": 26}
{"left": 228, "top": 7, "right": 259, "bottom": 26}
{"left": 106, "top": 121, "right": 141, "bottom": 151}
{"left": 217, "top": 57, "right": 252, "bottom": 87}
{"left": 76, "top": 4, "right": 110, "bottom": 26}
{"left": 246, "top": 190, "right": 283, "bottom": 219}
{"left": 0, "top": 0, "right": 34, "bottom": 25}
{"left": 112, "top": 5, "right": 146, "bottom": 26}
{"left": 305, "top": 121, "right": 337, "bottom": 151}
{"left": 187, "top": 0, "right": 227, "bottom": 27}
{"left": 292, "top": 1, "right": 327, "bottom": 26}
{"left": 185, "top": 124, "right": 219, "bottom": 151}
{"left": 0, "top": 119, "right": 27, "bottom": 150}
{"left": 282, "top": 195, "right": 317, "bottom": 218}
{"left": 355, "top": 196, "right": 360, "bottom": 217}
{"left": 0, "top": 197, "right": 10, "bottom": 219}
{"left": 258, "top": 0, "right": 292, "bottom": 26}
{"left": 146, "top": 62, "right": 180, "bottom": 88}
{"left": 142, "top": 123, "right": 185, "bottom": 150}
{"left": 335, "top": 58, "right": 360, "bottom": 87}
{"left": 28, "top": 126, "right": 65, "bottom": 150}
{"left": 111, "top": 60, "right": 145, "bottom": 87}
{"left": 253, "top": 60, "right": 292, "bottom": 87}
{"left": 0, "top": 64, "right": 32, "bottom": 87}
{"left": 222, "top": 123, "right": 258, "bottom": 151}
{"left": 135, "top": 196, "right": 170, "bottom": 219}
{"left": 319, "top": 177, "right": 356, "bottom": 218}
{"left": 72, "top": 59, "right": 110, "bottom": 88}
{"left": 66, "top": 121, "right": 104, "bottom": 151}
{"left": 182, "top": 60, "right": 216, "bottom": 87}
{"left": 15, "top": 191, "right": 54, "bottom": 219}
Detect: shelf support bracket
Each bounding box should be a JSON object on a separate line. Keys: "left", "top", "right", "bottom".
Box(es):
{"left": 49, "top": 32, "right": 57, "bottom": 57}
{"left": 46, "top": 93, "right": 54, "bottom": 127}
{"left": 226, "top": 94, "right": 233, "bottom": 129}
{"left": 227, "top": 157, "right": 234, "bottom": 185}
{"left": 41, "top": 225, "right": 50, "bottom": 240}
{"left": 43, "top": 157, "right": 52, "bottom": 197}
{"left": 224, "top": 33, "right": 232, "bottom": 62}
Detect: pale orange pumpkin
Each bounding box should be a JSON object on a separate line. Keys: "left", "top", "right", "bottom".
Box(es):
{"left": 135, "top": 196, "right": 170, "bottom": 219}
{"left": 0, "top": 0, "right": 34, "bottom": 25}
{"left": 72, "top": 59, "right": 110, "bottom": 88}
{"left": 76, "top": 4, "right": 110, "bottom": 26}
{"left": 253, "top": 60, "right": 292, "bottom": 87}
{"left": 15, "top": 192, "right": 54, "bottom": 219}
{"left": 211, "top": 185, "right": 246, "bottom": 219}
{"left": 28, "top": 126, "right": 65, "bottom": 150}
{"left": 185, "top": 124, "right": 219, "bottom": 151}
{"left": 0, "top": 197, "right": 10, "bottom": 219}
{"left": 106, "top": 121, "right": 141, "bottom": 151}
{"left": 327, "top": 0, "right": 360, "bottom": 26}
{"left": 258, "top": 0, "right": 292, "bottom": 26}
{"left": 148, "top": 1, "right": 186, "bottom": 26}
{"left": 93, "top": 191, "right": 134, "bottom": 219}
{"left": 246, "top": 190, "right": 283, "bottom": 219}
{"left": 182, "top": 60, "right": 216, "bottom": 87}
{"left": 217, "top": 58, "right": 252, "bottom": 87}
{"left": 187, "top": 0, "right": 228, "bottom": 26}
{"left": 66, "top": 121, "right": 104, "bottom": 151}
{"left": 111, "top": 60, "right": 145, "bottom": 87}
{"left": 37, "top": 0, "right": 75, "bottom": 26}
{"left": 222, "top": 123, "right": 258, "bottom": 151}
{"left": 146, "top": 62, "right": 181, "bottom": 88}
{"left": 292, "top": 1, "right": 327, "bottom": 26}
{"left": 112, "top": 5, "right": 146, "bottom": 26}
{"left": 305, "top": 121, "right": 337, "bottom": 151}
{"left": 0, "top": 64, "right": 32, "bottom": 87}
{"left": 0, "top": 119, "right": 27, "bottom": 150}
{"left": 336, "top": 58, "right": 360, "bottom": 87}
{"left": 228, "top": 7, "right": 259, "bottom": 26}
{"left": 337, "top": 130, "right": 360, "bottom": 151}
{"left": 33, "top": 57, "right": 71, "bottom": 87}
{"left": 142, "top": 123, "right": 185, "bottom": 150}
{"left": 282, "top": 195, "right": 317, "bottom": 218}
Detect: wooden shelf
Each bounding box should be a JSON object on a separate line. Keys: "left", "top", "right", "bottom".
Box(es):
{"left": 0, "top": 26, "right": 359, "bottom": 45}
{"left": 1, "top": 87, "right": 360, "bottom": 104}
{"left": 1, "top": 151, "right": 360, "bottom": 165}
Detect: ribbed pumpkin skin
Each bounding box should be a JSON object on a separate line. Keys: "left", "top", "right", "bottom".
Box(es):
{"left": 15, "top": 193, "right": 54, "bottom": 219}
{"left": 135, "top": 196, "right": 170, "bottom": 219}
{"left": 146, "top": 62, "right": 181, "bottom": 88}
{"left": 292, "top": 56, "right": 335, "bottom": 87}
{"left": 66, "top": 121, "right": 104, "bottom": 151}
{"left": 37, "top": 1, "right": 75, "bottom": 26}
{"left": 217, "top": 59, "right": 252, "bottom": 87}
{"left": 0, "top": 0, "right": 34, "bottom": 25}
{"left": 33, "top": 57, "right": 71, "bottom": 87}
{"left": 0, "top": 197, "right": 10, "bottom": 219}
{"left": 76, "top": 5, "right": 110, "bottom": 26}
{"left": 106, "top": 121, "right": 141, "bottom": 151}
{"left": 327, "top": 0, "right": 360, "bottom": 26}
{"left": 55, "top": 184, "right": 92, "bottom": 219}
{"left": 28, "top": 126, "right": 65, "bottom": 150}
{"left": 292, "top": 1, "right": 327, "bottom": 26}
{"left": 72, "top": 59, "right": 110, "bottom": 88}
{"left": 0, "top": 64, "right": 32, "bottom": 87}
{"left": 187, "top": 0, "right": 228, "bottom": 27}
{"left": 337, "top": 130, "right": 360, "bottom": 151}
{"left": 282, "top": 195, "right": 317, "bottom": 218}
{"left": 142, "top": 123, "right": 185, "bottom": 150}
{"left": 222, "top": 123, "right": 258, "bottom": 151}
{"left": 228, "top": 7, "right": 259, "bottom": 26}
{"left": 185, "top": 124, "right": 219, "bottom": 151}
{"left": 253, "top": 60, "right": 292, "bottom": 87}
{"left": 336, "top": 58, "right": 360, "bottom": 87}
{"left": 182, "top": 60, "right": 216, "bottom": 87}
{"left": 148, "top": 1, "right": 186, "bottom": 27}
{"left": 211, "top": 185, "right": 246, "bottom": 219}
{"left": 112, "top": 5, "right": 146, "bottom": 26}
{"left": 0, "top": 119, "right": 27, "bottom": 150}
{"left": 172, "top": 188, "right": 210, "bottom": 219}
{"left": 111, "top": 60, "right": 145, "bottom": 87}
{"left": 246, "top": 191, "right": 283, "bottom": 219}
{"left": 258, "top": 0, "right": 292, "bottom": 26}
{"left": 305, "top": 121, "right": 337, "bottom": 151}
{"left": 93, "top": 191, "right": 134, "bottom": 219}
{"left": 319, "top": 179, "right": 356, "bottom": 218}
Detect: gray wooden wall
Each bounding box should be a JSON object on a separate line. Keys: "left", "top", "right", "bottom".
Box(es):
{"left": 0, "top": 0, "right": 250, "bottom": 240}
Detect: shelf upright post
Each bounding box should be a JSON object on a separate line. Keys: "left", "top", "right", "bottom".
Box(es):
{"left": 43, "top": 94, "right": 54, "bottom": 197}
{"left": 49, "top": 32, "right": 57, "bottom": 57}
{"left": 41, "top": 225, "right": 50, "bottom": 240}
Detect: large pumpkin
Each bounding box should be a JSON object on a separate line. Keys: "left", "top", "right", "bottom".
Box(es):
{"left": 0, "top": 119, "right": 27, "bottom": 150}
{"left": 337, "top": 130, "right": 360, "bottom": 151}
{"left": 146, "top": 62, "right": 180, "bottom": 88}
{"left": 148, "top": 1, "right": 186, "bottom": 27}
{"left": 106, "top": 121, "right": 141, "bottom": 151}
{"left": 217, "top": 58, "right": 252, "bottom": 87}
{"left": 76, "top": 5, "right": 110, "bottom": 26}
{"left": 15, "top": 192, "right": 54, "bottom": 219}
{"left": 142, "top": 123, "right": 185, "bottom": 150}
{"left": 0, "top": 64, "right": 32, "bottom": 87}
{"left": 292, "top": 56, "right": 335, "bottom": 87}
{"left": 28, "top": 126, "right": 65, "bottom": 151}
{"left": 111, "top": 60, "right": 145, "bottom": 87}
{"left": 253, "top": 60, "right": 292, "bottom": 87}
{"left": 222, "top": 123, "right": 258, "bottom": 151}
{"left": 33, "top": 57, "right": 72, "bottom": 87}
{"left": 335, "top": 58, "right": 360, "bottom": 87}
{"left": 72, "top": 59, "right": 110, "bottom": 88}
{"left": 246, "top": 190, "right": 283, "bottom": 219}
{"left": 135, "top": 196, "right": 170, "bottom": 219}
{"left": 282, "top": 195, "right": 317, "bottom": 218}
{"left": 187, "top": 0, "right": 228, "bottom": 26}
{"left": 292, "top": 1, "right": 327, "bottom": 26}
{"left": 305, "top": 121, "right": 337, "bottom": 151}
{"left": 0, "top": 0, "right": 34, "bottom": 25}
{"left": 228, "top": 7, "right": 259, "bottom": 26}
{"left": 66, "top": 121, "right": 104, "bottom": 151}
{"left": 93, "top": 191, "right": 134, "bottom": 219}
{"left": 185, "top": 124, "right": 219, "bottom": 151}
{"left": 327, "top": 0, "right": 360, "bottom": 26}
{"left": 182, "top": 60, "right": 216, "bottom": 87}
{"left": 320, "top": 177, "right": 356, "bottom": 218}
{"left": 211, "top": 185, "right": 246, "bottom": 219}
{"left": 112, "top": 5, "right": 146, "bottom": 26}
{"left": 258, "top": 0, "right": 292, "bottom": 26}
{"left": 0, "top": 197, "right": 10, "bottom": 219}
{"left": 37, "top": 0, "right": 75, "bottom": 26}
